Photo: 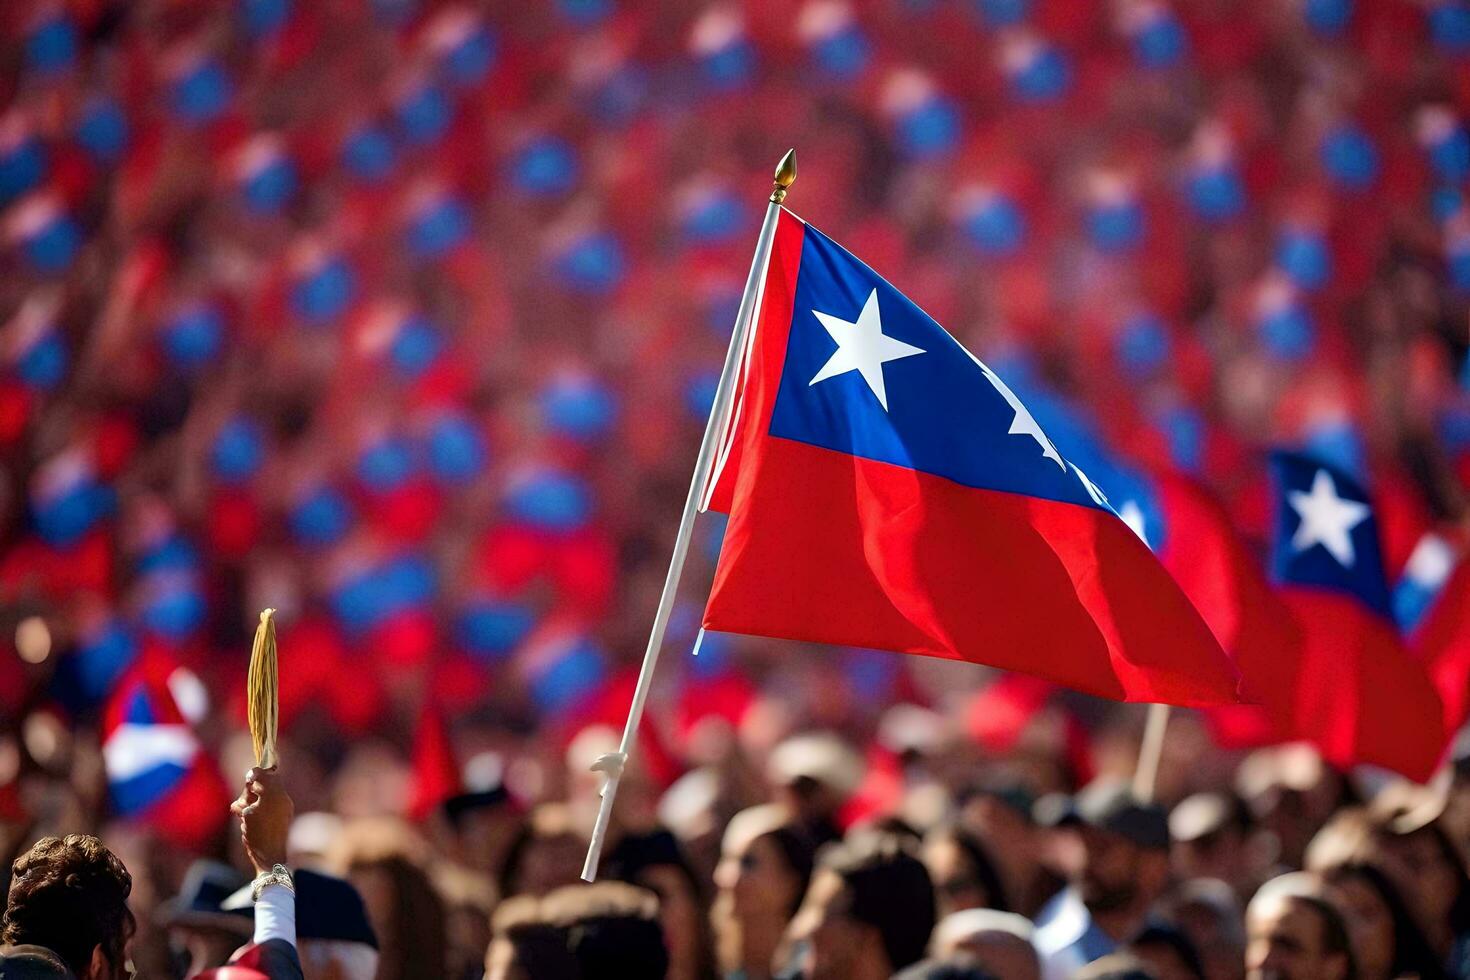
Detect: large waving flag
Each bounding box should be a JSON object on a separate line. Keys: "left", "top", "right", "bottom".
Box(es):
{"left": 1268, "top": 452, "right": 1446, "bottom": 780}
{"left": 700, "top": 209, "right": 1240, "bottom": 706}
{"left": 103, "top": 668, "right": 228, "bottom": 846}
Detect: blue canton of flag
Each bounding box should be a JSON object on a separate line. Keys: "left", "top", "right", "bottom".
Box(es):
{"left": 1270, "top": 452, "right": 1393, "bottom": 619}
{"left": 766, "top": 224, "right": 1115, "bottom": 514}
{"left": 103, "top": 681, "right": 199, "bottom": 816}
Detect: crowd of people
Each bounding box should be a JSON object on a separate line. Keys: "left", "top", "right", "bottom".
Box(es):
{"left": 12, "top": 723, "right": 1470, "bottom": 978}
{"left": 5, "top": 0, "right": 1470, "bottom": 976}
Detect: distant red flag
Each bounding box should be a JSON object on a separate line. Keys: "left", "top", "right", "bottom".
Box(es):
{"left": 407, "top": 704, "right": 460, "bottom": 822}
{"left": 1148, "top": 472, "right": 1301, "bottom": 749}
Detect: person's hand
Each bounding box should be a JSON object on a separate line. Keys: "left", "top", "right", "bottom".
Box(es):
{"left": 231, "top": 767, "right": 294, "bottom": 875}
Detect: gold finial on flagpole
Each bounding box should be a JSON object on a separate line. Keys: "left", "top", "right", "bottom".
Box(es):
{"left": 771, "top": 149, "right": 797, "bottom": 204}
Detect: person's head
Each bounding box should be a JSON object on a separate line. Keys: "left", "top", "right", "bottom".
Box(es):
{"left": 767, "top": 734, "right": 864, "bottom": 841}
{"left": 1245, "top": 874, "right": 1355, "bottom": 980}
{"left": 1074, "top": 952, "right": 1162, "bottom": 979}
{"left": 1061, "top": 781, "right": 1171, "bottom": 922}
{"left": 714, "top": 806, "right": 815, "bottom": 923}
{"left": 1128, "top": 923, "right": 1206, "bottom": 980}
{"left": 922, "top": 825, "right": 1010, "bottom": 918}
{"left": 327, "top": 818, "right": 446, "bottom": 980}
{"left": 1171, "top": 793, "right": 1253, "bottom": 890}
{"left": 540, "top": 882, "right": 668, "bottom": 980}
{"left": 603, "top": 829, "right": 711, "bottom": 980}
{"left": 784, "top": 831, "right": 936, "bottom": 980}
{"left": 0, "top": 944, "right": 74, "bottom": 979}
{"left": 497, "top": 803, "right": 587, "bottom": 898}
{"left": 160, "top": 860, "right": 251, "bottom": 976}
{"left": 1165, "top": 878, "right": 1246, "bottom": 980}
{"left": 1317, "top": 862, "right": 1445, "bottom": 980}
{"left": 1237, "top": 748, "right": 1351, "bottom": 870}
{"left": 957, "top": 780, "right": 1037, "bottom": 861}
{"left": 484, "top": 896, "right": 580, "bottom": 980}
{"left": 2, "top": 834, "right": 135, "bottom": 980}
{"left": 443, "top": 781, "right": 520, "bottom": 876}
{"left": 890, "top": 954, "right": 1001, "bottom": 980}
{"left": 434, "top": 862, "right": 496, "bottom": 980}
{"left": 1367, "top": 813, "right": 1470, "bottom": 946}
{"left": 929, "top": 909, "right": 1039, "bottom": 980}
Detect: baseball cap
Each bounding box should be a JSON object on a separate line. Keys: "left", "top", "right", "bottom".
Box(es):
{"left": 1047, "top": 779, "right": 1169, "bottom": 850}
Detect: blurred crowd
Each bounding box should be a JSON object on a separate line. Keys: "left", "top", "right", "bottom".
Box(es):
{"left": 5, "top": 0, "right": 1470, "bottom": 976}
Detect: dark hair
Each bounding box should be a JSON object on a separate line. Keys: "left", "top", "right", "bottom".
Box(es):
{"left": 1129, "top": 923, "right": 1204, "bottom": 980}
{"left": 819, "top": 832, "right": 936, "bottom": 972}
{"left": 891, "top": 955, "right": 999, "bottom": 980}
{"left": 1289, "top": 893, "right": 1359, "bottom": 980}
{"left": 926, "top": 825, "right": 1012, "bottom": 913}
{"left": 2, "top": 835, "right": 136, "bottom": 977}
{"left": 498, "top": 922, "right": 581, "bottom": 980}
{"left": 542, "top": 882, "right": 668, "bottom": 980}
{"left": 343, "top": 854, "right": 447, "bottom": 980}
{"left": 755, "top": 824, "right": 817, "bottom": 918}
{"left": 1073, "top": 952, "right": 1159, "bottom": 980}
{"left": 1321, "top": 862, "right": 1448, "bottom": 980}
{"left": 604, "top": 828, "right": 716, "bottom": 978}
{"left": 1409, "top": 822, "right": 1470, "bottom": 936}
{"left": 490, "top": 897, "right": 581, "bottom": 980}
{"left": 497, "top": 803, "right": 580, "bottom": 899}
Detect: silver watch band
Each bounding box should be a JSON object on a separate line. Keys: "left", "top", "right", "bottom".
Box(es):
{"left": 251, "top": 863, "right": 295, "bottom": 902}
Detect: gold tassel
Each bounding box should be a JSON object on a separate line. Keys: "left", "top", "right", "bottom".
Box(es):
{"left": 247, "top": 609, "right": 279, "bottom": 770}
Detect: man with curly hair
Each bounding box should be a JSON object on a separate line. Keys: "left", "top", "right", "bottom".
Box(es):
{"left": 0, "top": 832, "right": 135, "bottom": 979}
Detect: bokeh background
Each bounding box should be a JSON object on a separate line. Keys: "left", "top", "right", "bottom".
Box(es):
{"left": 3, "top": 0, "right": 1470, "bottom": 973}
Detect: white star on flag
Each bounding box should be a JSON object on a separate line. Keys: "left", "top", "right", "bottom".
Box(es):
{"left": 1119, "top": 499, "right": 1150, "bottom": 547}
{"left": 1289, "top": 469, "right": 1370, "bottom": 567}
{"left": 1072, "top": 463, "right": 1111, "bottom": 508}
{"left": 973, "top": 359, "right": 1065, "bottom": 469}
{"left": 809, "top": 289, "right": 925, "bottom": 411}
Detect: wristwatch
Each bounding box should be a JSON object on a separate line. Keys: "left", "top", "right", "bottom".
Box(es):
{"left": 251, "top": 863, "right": 295, "bottom": 902}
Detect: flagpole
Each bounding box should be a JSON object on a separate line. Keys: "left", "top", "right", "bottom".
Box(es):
{"left": 1132, "top": 703, "right": 1171, "bottom": 803}
{"left": 580, "top": 150, "right": 797, "bottom": 882}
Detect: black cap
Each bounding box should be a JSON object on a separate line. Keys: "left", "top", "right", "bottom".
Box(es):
{"left": 442, "top": 785, "right": 511, "bottom": 825}
{"left": 157, "top": 861, "right": 252, "bottom": 934}
{"left": 1050, "top": 779, "right": 1169, "bottom": 851}
{"left": 961, "top": 777, "right": 1037, "bottom": 822}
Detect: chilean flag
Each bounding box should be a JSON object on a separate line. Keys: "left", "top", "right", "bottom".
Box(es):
{"left": 700, "top": 209, "right": 1241, "bottom": 706}
{"left": 1403, "top": 533, "right": 1470, "bottom": 736}
{"left": 1268, "top": 453, "right": 1447, "bottom": 780}
{"left": 102, "top": 671, "right": 228, "bottom": 846}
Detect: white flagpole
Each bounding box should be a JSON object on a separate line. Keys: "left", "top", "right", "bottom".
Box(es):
{"left": 1132, "top": 703, "right": 1171, "bottom": 802}
{"left": 581, "top": 151, "right": 797, "bottom": 882}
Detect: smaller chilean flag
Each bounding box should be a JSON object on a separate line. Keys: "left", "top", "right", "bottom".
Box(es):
{"left": 102, "top": 672, "right": 228, "bottom": 846}
{"left": 700, "top": 208, "right": 1241, "bottom": 706}
{"left": 1268, "top": 452, "right": 1447, "bottom": 780}
{"left": 1404, "top": 535, "right": 1470, "bottom": 736}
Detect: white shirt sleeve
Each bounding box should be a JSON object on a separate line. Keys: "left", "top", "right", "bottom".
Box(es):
{"left": 253, "top": 881, "right": 298, "bottom": 948}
